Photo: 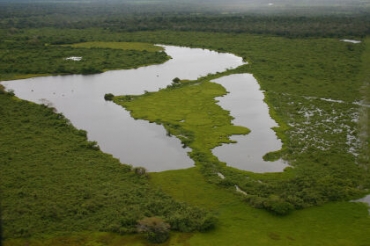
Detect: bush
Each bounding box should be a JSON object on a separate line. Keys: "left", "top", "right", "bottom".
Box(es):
{"left": 172, "top": 77, "right": 180, "bottom": 83}
{"left": 137, "top": 217, "right": 170, "bottom": 243}
{"left": 167, "top": 207, "right": 217, "bottom": 232}
{"left": 263, "top": 195, "right": 294, "bottom": 216}
{"left": 104, "top": 93, "right": 114, "bottom": 101}
{"left": 132, "top": 166, "right": 148, "bottom": 177}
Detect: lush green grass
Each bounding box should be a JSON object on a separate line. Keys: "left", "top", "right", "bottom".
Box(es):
{"left": 150, "top": 168, "right": 370, "bottom": 246}
{"left": 115, "top": 78, "right": 250, "bottom": 154}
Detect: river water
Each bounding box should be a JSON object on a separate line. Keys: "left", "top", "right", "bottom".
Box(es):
{"left": 2, "top": 45, "right": 286, "bottom": 172}
{"left": 212, "top": 74, "right": 288, "bottom": 173}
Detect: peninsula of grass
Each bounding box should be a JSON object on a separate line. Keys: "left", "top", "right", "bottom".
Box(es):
{"left": 114, "top": 78, "right": 250, "bottom": 154}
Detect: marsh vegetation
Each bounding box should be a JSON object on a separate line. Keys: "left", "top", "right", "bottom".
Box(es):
{"left": 1, "top": 1, "right": 370, "bottom": 245}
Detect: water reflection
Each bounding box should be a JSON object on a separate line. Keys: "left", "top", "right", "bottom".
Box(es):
{"left": 2, "top": 45, "right": 244, "bottom": 172}
{"left": 212, "top": 74, "right": 288, "bottom": 173}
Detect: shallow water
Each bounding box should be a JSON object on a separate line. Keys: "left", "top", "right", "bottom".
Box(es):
{"left": 354, "top": 194, "right": 370, "bottom": 205}
{"left": 2, "top": 45, "right": 244, "bottom": 172}
{"left": 341, "top": 39, "right": 362, "bottom": 44}
{"left": 212, "top": 74, "right": 288, "bottom": 173}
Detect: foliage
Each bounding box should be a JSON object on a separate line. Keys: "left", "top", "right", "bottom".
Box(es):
{"left": 104, "top": 93, "right": 114, "bottom": 101}
{"left": 0, "top": 3, "right": 369, "bottom": 243}
{"left": 0, "top": 92, "right": 216, "bottom": 239}
{"left": 0, "top": 1, "right": 369, "bottom": 38}
{"left": 132, "top": 167, "right": 148, "bottom": 178}
{"left": 0, "top": 38, "right": 169, "bottom": 80}
{"left": 149, "top": 168, "right": 370, "bottom": 246}
{"left": 67, "top": 42, "right": 164, "bottom": 52}
{"left": 137, "top": 217, "right": 170, "bottom": 243}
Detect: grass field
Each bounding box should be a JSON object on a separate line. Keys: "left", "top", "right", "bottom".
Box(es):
{"left": 151, "top": 168, "right": 370, "bottom": 246}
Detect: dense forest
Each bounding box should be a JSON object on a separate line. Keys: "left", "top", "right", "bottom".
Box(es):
{"left": 1, "top": 0, "right": 370, "bottom": 245}
{"left": 0, "top": 0, "right": 369, "bottom": 37}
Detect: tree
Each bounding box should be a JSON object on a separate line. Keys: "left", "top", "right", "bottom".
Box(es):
{"left": 137, "top": 217, "right": 170, "bottom": 243}
{"left": 104, "top": 93, "right": 114, "bottom": 101}
{"left": 172, "top": 77, "right": 180, "bottom": 84}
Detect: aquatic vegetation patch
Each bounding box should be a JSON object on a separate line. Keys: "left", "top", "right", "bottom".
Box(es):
{"left": 272, "top": 93, "right": 361, "bottom": 158}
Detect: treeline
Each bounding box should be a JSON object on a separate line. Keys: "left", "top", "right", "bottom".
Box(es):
{"left": 0, "top": 2, "right": 369, "bottom": 38}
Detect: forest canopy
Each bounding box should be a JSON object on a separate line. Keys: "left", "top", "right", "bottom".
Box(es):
{"left": 0, "top": 0, "right": 369, "bottom": 37}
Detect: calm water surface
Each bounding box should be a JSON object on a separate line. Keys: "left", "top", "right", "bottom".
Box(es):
{"left": 212, "top": 74, "right": 288, "bottom": 173}
{"left": 2, "top": 45, "right": 286, "bottom": 172}
{"left": 3, "top": 46, "right": 243, "bottom": 171}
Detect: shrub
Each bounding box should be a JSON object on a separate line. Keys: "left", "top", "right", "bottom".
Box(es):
{"left": 263, "top": 195, "right": 294, "bottom": 215}
{"left": 132, "top": 167, "right": 148, "bottom": 177}
{"left": 167, "top": 207, "right": 217, "bottom": 232}
{"left": 6, "top": 89, "right": 15, "bottom": 96}
{"left": 137, "top": 217, "right": 170, "bottom": 243}
{"left": 104, "top": 93, "right": 114, "bottom": 101}
{"left": 172, "top": 77, "right": 180, "bottom": 83}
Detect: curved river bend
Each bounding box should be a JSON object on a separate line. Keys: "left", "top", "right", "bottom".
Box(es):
{"left": 2, "top": 45, "right": 286, "bottom": 172}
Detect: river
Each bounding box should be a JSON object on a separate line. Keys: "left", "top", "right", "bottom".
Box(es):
{"left": 2, "top": 45, "right": 286, "bottom": 172}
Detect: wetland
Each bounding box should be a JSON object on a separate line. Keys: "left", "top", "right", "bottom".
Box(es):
{"left": 1, "top": 2, "right": 370, "bottom": 244}
{"left": 2, "top": 45, "right": 288, "bottom": 172}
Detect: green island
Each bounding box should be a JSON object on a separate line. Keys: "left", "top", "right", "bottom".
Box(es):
{"left": 1, "top": 0, "right": 370, "bottom": 245}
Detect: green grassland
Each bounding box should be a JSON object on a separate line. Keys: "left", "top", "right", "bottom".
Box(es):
{"left": 1, "top": 27, "right": 370, "bottom": 245}
{"left": 114, "top": 78, "right": 250, "bottom": 153}
{"left": 150, "top": 168, "right": 370, "bottom": 246}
